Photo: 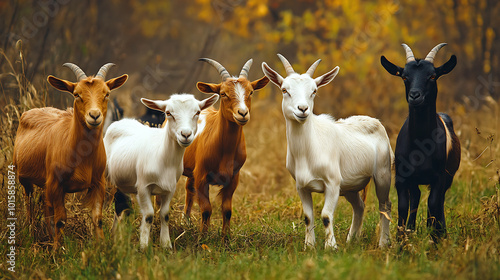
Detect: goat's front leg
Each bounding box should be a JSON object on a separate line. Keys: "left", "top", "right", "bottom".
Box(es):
{"left": 395, "top": 180, "right": 411, "bottom": 240}
{"left": 428, "top": 176, "right": 449, "bottom": 241}
{"left": 46, "top": 179, "right": 66, "bottom": 248}
{"left": 136, "top": 186, "right": 154, "bottom": 250}
{"left": 196, "top": 177, "right": 211, "bottom": 233}
{"left": 89, "top": 177, "right": 105, "bottom": 239}
{"left": 321, "top": 183, "right": 340, "bottom": 250}
{"left": 221, "top": 173, "right": 238, "bottom": 238}
{"left": 184, "top": 176, "right": 195, "bottom": 222}
{"left": 159, "top": 191, "right": 174, "bottom": 249}
{"left": 297, "top": 186, "right": 315, "bottom": 249}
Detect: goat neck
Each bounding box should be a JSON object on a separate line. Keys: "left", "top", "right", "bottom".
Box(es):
{"left": 217, "top": 108, "right": 244, "bottom": 151}
{"left": 407, "top": 95, "right": 438, "bottom": 140}
{"left": 160, "top": 120, "right": 187, "bottom": 166}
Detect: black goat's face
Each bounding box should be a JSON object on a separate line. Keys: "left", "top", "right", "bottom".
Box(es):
{"left": 381, "top": 44, "right": 457, "bottom": 108}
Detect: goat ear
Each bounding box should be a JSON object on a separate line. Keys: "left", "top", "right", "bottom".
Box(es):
{"left": 380, "top": 56, "right": 403, "bottom": 76}
{"left": 261, "top": 62, "right": 284, "bottom": 87}
{"left": 251, "top": 76, "right": 269, "bottom": 91}
{"left": 47, "top": 75, "right": 76, "bottom": 94}
{"left": 199, "top": 94, "right": 219, "bottom": 110}
{"left": 197, "top": 82, "right": 221, "bottom": 94}
{"left": 435, "top": 55, "right": 457, "bottom": 78}
{"left": 141, "top": 98, "right": 166, "bottom": 113}
{"left": 315, "top": 66, "right": 339, "bottom": 88}
{"left": 106, "top": 74, "right": 128, "bottom": 91}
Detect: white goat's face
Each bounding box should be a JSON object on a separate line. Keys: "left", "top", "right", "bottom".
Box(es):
{"left": 141, "top": 94, "right": 219, "bottom": 147}
{"left": 280, "top": 74, "right": 318, "bottom": 123}
{"left": 262, "top": 55, "right": 340, "bottom": 124}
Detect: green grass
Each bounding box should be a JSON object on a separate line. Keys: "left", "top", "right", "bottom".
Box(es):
{"left": 1, "top": 176, "right": 499, "bottom": 280}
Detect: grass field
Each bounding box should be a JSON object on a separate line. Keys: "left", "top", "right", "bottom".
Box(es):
{"left": 1, "top": 54, "right": 499, "bottom": 280}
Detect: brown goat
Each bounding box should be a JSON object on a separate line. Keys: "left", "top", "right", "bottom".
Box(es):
{"left": 183, "top": 58, "right": 269, "bottom": 236}
{"left": 13, "top": 63, "right": 128, "bottom": 246}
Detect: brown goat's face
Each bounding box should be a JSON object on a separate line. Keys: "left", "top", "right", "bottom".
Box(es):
{"left": 48, "top": 75, "right": 128, "bottom": 129}
{"left": 197, "top": 76, "right": 269, "bottom": 126}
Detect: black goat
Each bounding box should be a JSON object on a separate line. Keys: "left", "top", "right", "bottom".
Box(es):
{"left": 103, "top": 98, "right": 124, "bottom": 133}
{"left": 381, "top": 43, "right": 461, "bottom": 241}
{"left": 138, "top": 107, "right": 165, "bottom": 127}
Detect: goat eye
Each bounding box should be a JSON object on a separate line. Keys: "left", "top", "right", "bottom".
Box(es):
{"left": 402, "top": 76, "right": 407, "bottom": 81}
{"left": 104, "top": 93, "right": 110, "bottom": 99}
{"left": 282, "top": 88, "right": 288, "bottom": 94}
{"left": 74, "top": 93, "right": 81, "bottom": 99}
{"left": 250, "top": 91, "right": 254, "bottom": 95}
{"left": 312, "top": 90, "right": 317, "bottom": 95}
{"left": 430, "top": 74, "right": 437, "bottom": 80}
{"left": 220, "top": 92, "right": 226, "bottom": 97}
{"left": 166, "top": 111, "right": 172, "bottom": 117}
{"left": 195, "top": 111, "right": 200, "bottom": 116}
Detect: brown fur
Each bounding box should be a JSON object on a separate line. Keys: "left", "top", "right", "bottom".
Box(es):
{"left": 13, "top": 71, "right": 127, "bottom": 247}
{"left": 183, "top": 75, "right": 269, "bottom": 236}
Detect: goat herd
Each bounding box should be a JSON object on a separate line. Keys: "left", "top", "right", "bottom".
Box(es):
{"left": 12, "top": 43, "right": 460, "bottom": 250}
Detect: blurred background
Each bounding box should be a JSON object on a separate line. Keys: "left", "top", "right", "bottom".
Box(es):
{"left": 1, "top": 0, "right": 498, "bottom": 195}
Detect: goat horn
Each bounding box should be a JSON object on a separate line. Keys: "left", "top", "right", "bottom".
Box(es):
{"left": 401, "top": 44, "right": 416, "bottom": 63}
{"left": 96, "top": 63, "right": 116, "bottom": 80}
{"left": 62, "top": 63, "right": 87, "bottom": 81}
{"left": 425, "top": 43, "right": 447, "bottom": 63}
{"left": 277, "top": 54, "right": 295, "bottom": 76}
{"left": 199, "top": 58, "right": 231, "bottom": 81}
{"left": 306, "top": 59, "right": 322, "bottom": 77}
{"left": 239, "top": 59, "right": 253, "bottom": 79}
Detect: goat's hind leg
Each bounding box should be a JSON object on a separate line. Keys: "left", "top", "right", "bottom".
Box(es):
{"left": 344, "top": 191, "right": 365, "bottom": 244}
{"left": 374, "top": 171, "right": 392, "bottom": 247}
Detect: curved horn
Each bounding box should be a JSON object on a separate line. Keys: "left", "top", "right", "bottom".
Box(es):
{"left": 199, "top": 58, "right": 231, "bottom": 81}
{"left": 277, "top": 54, "right": 295, "bottom": 76}
{"left": 305, "top": 59, "right": 322, "bottom": 77}
{"left": 96, "top": 63, "right": 115, "bottom": 80}
{"left": 239, "top": 59, "right": 253, "bottom": 79}
{"left": 401, "top": 43, "right": 416, "bottom": 63}
{"left": 425, "top": 43, "right": 447, "bottom": 63}
{"left": 63, "top": 63, "right": 87, "bottom": 81}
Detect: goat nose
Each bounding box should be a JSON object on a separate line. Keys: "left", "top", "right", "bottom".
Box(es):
{"left": 409, "top": 91, "right": 421, "bottom": 100}
{"left": 238, "top": 109, "right": 248, "bottom": 117}
{"left": 297, "top": 105, "right": 308, "bottom": 113}
{"left": 181, "top": 130, "right": 192, "bottom": 139}
{"left": 89, "top": 110, "right": 101, "bottom": 120}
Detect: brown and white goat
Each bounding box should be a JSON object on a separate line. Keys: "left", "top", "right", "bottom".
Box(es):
{"left": 183, "top": 58, "right": 269, "bottom": 236}
{"left": 13, "top": 63, "right": 128, "bottom": 246}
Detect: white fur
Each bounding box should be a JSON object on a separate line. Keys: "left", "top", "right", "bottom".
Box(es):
{"left": 263, "top": 59, "right": 393, "bottom": 249}
{"left": 104, "top": 93, "right": 218, "bottom": 249}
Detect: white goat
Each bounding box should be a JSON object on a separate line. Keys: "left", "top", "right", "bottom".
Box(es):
{"left": 262, "top": 55, "right": 393, "bottom": 249}
{"left": 104, "top": 93, "right": 219, "bottom": 249}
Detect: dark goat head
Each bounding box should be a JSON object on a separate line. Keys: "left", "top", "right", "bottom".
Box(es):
{"left": 381, "top": 43, "right": 457, "bottom": 108}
